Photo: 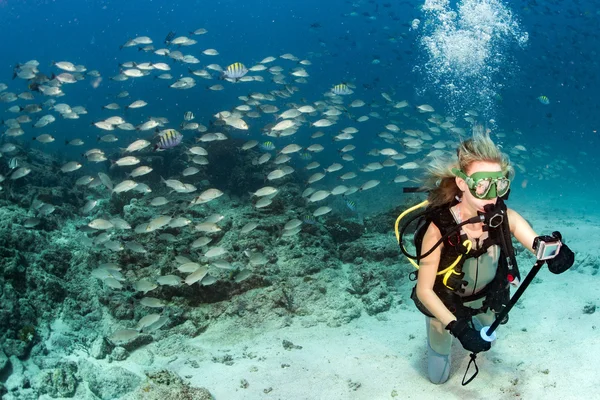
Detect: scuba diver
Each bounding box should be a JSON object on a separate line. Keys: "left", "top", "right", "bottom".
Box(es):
{"left": 395, "top": 127, "right": 575, "bottom": 384}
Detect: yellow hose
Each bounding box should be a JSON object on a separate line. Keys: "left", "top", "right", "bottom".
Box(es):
{"left": 394, "top": 200, "right": 429, "bottom": 269}
{"left": 394, "top": 201, "right": 472, "bottom": 281}
{"left": 394, "top": 199, "right": 429, "bottom": 244}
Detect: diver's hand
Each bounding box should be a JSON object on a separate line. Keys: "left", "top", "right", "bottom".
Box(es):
{"left": 446, "top": 318, "right": 491, "bottom": 354}
{"left": 547, "top": 231, "right": 575, "bottom": 274}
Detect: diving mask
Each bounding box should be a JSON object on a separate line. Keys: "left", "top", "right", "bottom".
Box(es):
{"left": 452, "top": 168, "right": 511, "bottom": 199}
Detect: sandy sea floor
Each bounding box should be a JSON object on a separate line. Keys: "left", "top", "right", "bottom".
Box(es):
{"left": 105, "top": 264, "right": 599, "bottom": 399}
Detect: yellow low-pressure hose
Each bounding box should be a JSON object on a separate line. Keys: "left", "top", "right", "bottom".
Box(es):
{"left": 395, "top": 200, "right": 472, "bottom": 280}
{"left": 394, "top": 199, "right": 429, "bottom": 269}
{"left": 394, "top": 200, "right": 429, "bottom": 244}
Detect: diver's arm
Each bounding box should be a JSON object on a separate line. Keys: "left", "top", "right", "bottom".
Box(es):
{"left": 415, "top": 223, "right": 457, "bottom": 326}
{"left": 507, "top": 208, "right": 538, "bottom": 254}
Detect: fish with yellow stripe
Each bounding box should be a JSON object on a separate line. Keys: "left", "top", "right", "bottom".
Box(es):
{"left": 222, "top": 62, "right": 248, "bottom": 80}
{"left": 331, "top": 83, "right": 353, "bottom": 95}
{"left": 154, "top": 129, "right": 183, "bottom": 151}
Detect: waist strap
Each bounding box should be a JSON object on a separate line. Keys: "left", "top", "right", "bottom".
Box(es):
{"left": 459, "top": 284, "right": 492, "bottom": 303}
{"left": 411, "top": 283, "right": 492, "bottom": 319}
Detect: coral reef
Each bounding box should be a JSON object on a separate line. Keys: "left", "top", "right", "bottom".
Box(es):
{"left": 0, "top": 177, "right": 414, "bottom": 396}
{"left": 36, "top": 362, "right": 79, "bottom": 398}
{"left": 204, "top": 139, "right": 268, "bottom": 197}
{"left": 0, "top": 146, "right": 419, "bottom": 397}
{"left": 78, "top": 361, "right": 142, "bottom": 399}
{"left": 122, "top": 369, "right": 213, "bottom": 400}
{"left": 325, "top": 216, "right": 365, "bottom": 244}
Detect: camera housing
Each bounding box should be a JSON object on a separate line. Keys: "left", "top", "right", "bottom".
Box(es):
{"left": 533, "top": 235, "right": 562, "bottom": 260}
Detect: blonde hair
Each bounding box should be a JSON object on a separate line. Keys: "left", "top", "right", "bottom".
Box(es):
{"left": 422, "top": 125, "right": 514, "bottom": 208}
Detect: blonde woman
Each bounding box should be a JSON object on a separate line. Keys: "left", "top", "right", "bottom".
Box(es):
{"left": 411, "top": 128, "right": 574, "bottom": 384}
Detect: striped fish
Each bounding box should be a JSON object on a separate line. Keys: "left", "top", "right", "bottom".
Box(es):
{"left": 260, "top": 141, "right": 276, "bottom": 151}
{"left": 345, "top": 199, "right": 357, "bottom": 212}
{"left": 302, "top": 215, "right": 316, "bottom": 225}
{"left": 184, "top": 111, "right": 195, "bottom": 121}
{"left": 155, "top": 129, "right": 183, "bottom": 150}
{"left": 299, "top": 152, "right": 312, "bottom": 160}
{"left": 223, "top": 62, "right": 248, "bottom": 80}
{"left": 331, "top": 83, "right": 353, "bottom": 95}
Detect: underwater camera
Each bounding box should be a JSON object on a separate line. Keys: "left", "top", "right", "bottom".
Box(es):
{"left": 532, "top": 233, "right": 562, "bottom": 261}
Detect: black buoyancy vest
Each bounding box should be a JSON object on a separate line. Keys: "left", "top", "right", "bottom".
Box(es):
{"left": 410, "top": 199, "right": 515, "bottom": 320}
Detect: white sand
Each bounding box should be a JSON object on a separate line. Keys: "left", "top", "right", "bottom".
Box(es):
{"left": 137, "top": 264, "right": 595, "bottom": 400}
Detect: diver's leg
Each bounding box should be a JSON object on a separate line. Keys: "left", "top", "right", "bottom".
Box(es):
{"left": 426, "top": 317, "right": 453, "bottom": 384}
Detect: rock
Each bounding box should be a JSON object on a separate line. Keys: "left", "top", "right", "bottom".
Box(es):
{"left": 79, "top": 361, "right": 142, "bottom": 400}
{"left": 168, "top": 320, "right": 202, "bottom": 337}
{"left": 583, "top": 302, "right": 596, "bottom": 315}
{"left": 122, "top": 369, "right": 213, "bottom": 400}
{"left": 211, "top": 353, "right": 234, "bottom": 366}
{"left": 46, "top": 332, "right": 72, "bottom": 351}
{"left": 0, "top": 349, "right": 8, "bottom": 373}
{"left": 36, "top": 361, "right": 79, "bottom": 398}
{"left": 3, "top": 338, "right": 30, "bottom": 359}
{"left": 104, "top": 296, "right": 135, "bottom": 320}
{"left": 282, "top": 340, "right": 302, "bottom": 350}
{"left": 1, "top": 388, "right": 38, "bottom": 400}
{"left": 120, "top": 333, "right": 153, "bottom": 352}
{"left": 345, "top": 259, "right": 399, "bottom": 315}
{"left": 325, "top": 218, "right": 364, "bottom": 244}
{"left": 5, "top": 356, "right": 25, "bottom": 391}
{"left": 39, "top": 247, "right": 73, "bottom": 277}
{"left": 90, "top": 336, "right": 111, "bottom": 359}
{"left": 152, "top": 334, "right": 200, "bottom": 358}
{"left": 110, "top": 346, "right": 129, "bottom": 361}
{"left": 146, "top": 369, "right": 183, "bottom": 386}
{"left": 362, "top": 285, "right": 393, "bottom": 315}
{"left": 30, "top": 354, "right": 62, "bottom": 370}
{"left": 125, "top": 383, "right": 214, "bottom": 400}
{"left": 129, "top": 349, "right": 155, "bottom": 367}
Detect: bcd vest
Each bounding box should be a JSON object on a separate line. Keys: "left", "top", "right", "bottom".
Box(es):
{"left": 410, "top": 199, "right": 516, "bottom": 321}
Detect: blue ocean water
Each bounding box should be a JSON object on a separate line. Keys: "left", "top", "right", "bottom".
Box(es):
{"left": 1, "top": 0, "right": 597, "bottom": 198}
{"left": 1, "top": 0, "right": 599, "bottom": 398}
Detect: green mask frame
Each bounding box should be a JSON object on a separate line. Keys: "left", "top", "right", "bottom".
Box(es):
{"left": 452, "top": 168, "right": 511, "bottom": 199}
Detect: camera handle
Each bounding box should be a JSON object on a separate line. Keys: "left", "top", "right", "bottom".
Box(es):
{"left": 480, "top": 259, "right": 546, "bottom": 341}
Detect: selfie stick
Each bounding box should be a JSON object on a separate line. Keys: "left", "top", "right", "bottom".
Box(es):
{"left": 480, "top": 259, "right": 546, "bottom": 341}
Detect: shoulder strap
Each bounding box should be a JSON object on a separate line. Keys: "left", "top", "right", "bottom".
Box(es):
{"left": 428, "top": 206, "right": 456, "bottom": 237}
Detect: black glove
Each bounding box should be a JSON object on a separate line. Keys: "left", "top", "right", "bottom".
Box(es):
{"left": 547, "top": 231, "right": 575, "bottom": 274}
{"left": 446, "top": 318, "right": 491, "bottom": 354}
